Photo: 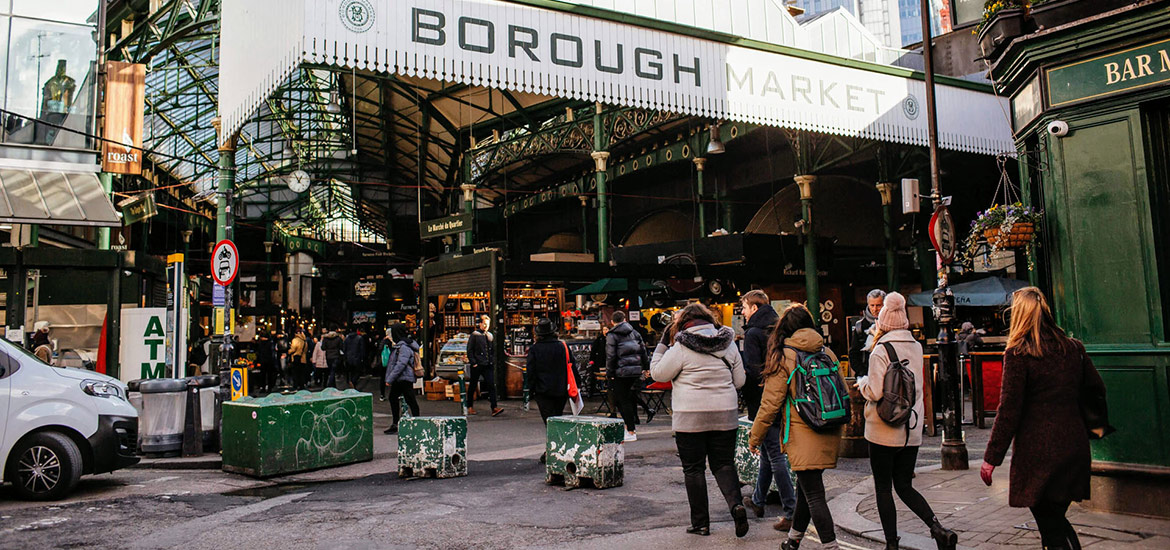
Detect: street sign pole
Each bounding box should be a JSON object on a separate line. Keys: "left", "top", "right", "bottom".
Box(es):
{"left": 921, "top": 0, "right": 968, "bottom": 470}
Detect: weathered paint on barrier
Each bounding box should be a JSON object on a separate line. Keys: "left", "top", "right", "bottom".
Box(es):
{"left": 545, "top": 416, "right": 624, "bottom": 489}
{"left": 736, "top": 416, "right": 781, "bottom": 492}
{"left": 221, "top": 389, "right": 373, "bottom": 477}
{"left": 397, "top": 414, "right": 468, "bottom": 479}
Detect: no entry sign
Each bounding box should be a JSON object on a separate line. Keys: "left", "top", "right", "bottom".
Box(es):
{"left": 211, "top": 240, "right": 240, "bottom": 286}
{"left": 929, "top": 205, "right": 957, "bottom": 265}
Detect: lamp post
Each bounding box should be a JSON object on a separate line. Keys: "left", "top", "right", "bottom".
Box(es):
{"left": 919, "top": 0, "right": 968, "bottom": 470}
{"left": 460, "top": 183, "right": 476, "bottom": 248}
{"left": 795, "top": 175, "right": 819, "bottom": 321}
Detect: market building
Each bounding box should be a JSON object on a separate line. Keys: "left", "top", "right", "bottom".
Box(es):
{"left": 984, "top": 0, "right": 1170, "bottom": 518}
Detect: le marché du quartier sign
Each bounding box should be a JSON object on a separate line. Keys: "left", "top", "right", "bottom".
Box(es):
{"left": 1047, "top": 38, "right": 1170, "bottom": 107}
{"left": 421, "top": 213, "right": 473, "bottom": 239}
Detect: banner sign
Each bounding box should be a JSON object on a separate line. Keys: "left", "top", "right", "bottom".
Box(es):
{"left": 118, "top": 308, "right": 168, "bottom": 384}
{"left": 1046, "top": 38, "right": 1170, "bottom": 108}
{"left": 220, "top": 0, "right": 1012, "bottom": 156}
{"left": 275, "top": 231, "right": 328, "bottom": 257}
{"left": 102, "top": 61, "right": 146, "bottom": 175}
{"left": 421, "top": 213, "right": 473, "bottom": 239}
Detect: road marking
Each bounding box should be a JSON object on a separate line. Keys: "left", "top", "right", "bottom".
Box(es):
{"left": 128, "top": 492, "right": 311, "bottom": 549}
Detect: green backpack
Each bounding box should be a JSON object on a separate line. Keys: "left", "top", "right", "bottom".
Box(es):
{"left": 782, "top": 346, "right": 851, "bottom": 443}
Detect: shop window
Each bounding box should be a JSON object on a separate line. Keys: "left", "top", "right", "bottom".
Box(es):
{"left": 0, "top": 13, "right": 97, "bottom": 148}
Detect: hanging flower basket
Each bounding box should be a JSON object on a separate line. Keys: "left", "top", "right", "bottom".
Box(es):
{"left": 983, "top": 222, "right": 1035, "bottom": 249}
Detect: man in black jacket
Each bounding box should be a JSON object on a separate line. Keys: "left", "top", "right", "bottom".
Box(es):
{"left": 740, "top": 290, "right": 777, "bottom": 421}
{"left": 606, "top": 311, "right": 648, "bottom": 441}
{"left": 848, "top": 289, "right": 886, "bottom": 377}
{"left": 342, "top": 326, "right": 367, "bottom": 389}
{"left": 466, "top": 315, "right": 503, "bottom": 416}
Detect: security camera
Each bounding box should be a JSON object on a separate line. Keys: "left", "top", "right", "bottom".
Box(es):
{"left": 1047, "top": 120, "right": 1070, "bottom": 137}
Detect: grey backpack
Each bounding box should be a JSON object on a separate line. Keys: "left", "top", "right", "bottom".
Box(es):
{"left": 877, "top": 342, "right": 918, "bottom": 446}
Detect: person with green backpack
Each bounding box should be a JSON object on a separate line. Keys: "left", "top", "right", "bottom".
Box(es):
{"left": 749, "top": 304, "right": 847, "bottom": 550}
{"left": 856, "top": 292, "right": 957, "bottom": 550}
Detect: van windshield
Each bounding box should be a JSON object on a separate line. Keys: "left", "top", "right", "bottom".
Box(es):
{"left": 0, "top": 336, "right": 50, "bottom": 366}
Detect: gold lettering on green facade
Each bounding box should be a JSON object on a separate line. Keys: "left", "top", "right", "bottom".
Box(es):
{"left": 1049, "top": 40, "right": 1170, "bottom": 107}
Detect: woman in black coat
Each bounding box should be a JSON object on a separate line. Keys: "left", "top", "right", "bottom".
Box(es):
{"left": 982, "top": 287, "right": 1110, "bottom": 550}
{"left": 527, "top": 318, "right": 581, "bottom": 462}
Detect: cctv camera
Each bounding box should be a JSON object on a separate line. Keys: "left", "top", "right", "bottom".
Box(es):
{"left": 1047, "top": 120, "right": 1070, "bottom": 137}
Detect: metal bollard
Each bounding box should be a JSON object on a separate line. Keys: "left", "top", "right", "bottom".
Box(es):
{"left": 182, "top": 378, "right": 204, "bottom": 457}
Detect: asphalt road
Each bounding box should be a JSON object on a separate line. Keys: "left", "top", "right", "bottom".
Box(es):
{"left": 0, "top": 395, "right": 994, "bottom": 550}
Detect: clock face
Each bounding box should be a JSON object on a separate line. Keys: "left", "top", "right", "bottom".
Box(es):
{"left": 287, "top": 170, "right": 311, "bottom": 193}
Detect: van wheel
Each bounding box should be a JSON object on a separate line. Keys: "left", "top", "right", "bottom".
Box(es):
{"left": 8, "top": 432, "right": 83, "bottom": 500}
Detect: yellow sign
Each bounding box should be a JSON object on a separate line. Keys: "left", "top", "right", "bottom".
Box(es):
{"left": 229, "top": 367, "right": 248, "bottom": 401}
{"left": 213, "top": 308, "right": 225, "bottom": 335}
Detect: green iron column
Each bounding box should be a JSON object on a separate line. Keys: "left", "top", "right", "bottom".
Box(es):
{"left": 694, "top": 158, "right": 707, "bottom": 237}
{"left": 579, "top": 195, "right": 590, "bottom": 254}
{"left": 98, "top": 172, "right": 113, "bottom": 249}
{"left": 876, "top": 182, "right": 899, "bottom": 291}
{"left": 795, "top": 175, "right": 819, "bottom": 321}
{"left": 592, "top": 103, "right": 610, "bottom": 264}
{"left": 216, "top": 135, "right": 236, "bottom": 243}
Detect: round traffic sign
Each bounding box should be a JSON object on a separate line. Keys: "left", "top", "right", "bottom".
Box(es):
{"left": 929, "top": 205, "right": 957, "bottom": 265}
{"left": 231, "top": 369, "right": 243, "bottom": 392}
{"left": 211, "top": 239, "right": 239, "bottom": 286}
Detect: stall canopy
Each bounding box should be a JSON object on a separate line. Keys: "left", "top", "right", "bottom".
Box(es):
{"left": 0, "top": 169, "right": 122, "bottom": 227}
{"left": 570, "top": 278, "right": 659, "bottom": 295}
{"left": 908, "top": 276, "right": 1029, "bottom": 307}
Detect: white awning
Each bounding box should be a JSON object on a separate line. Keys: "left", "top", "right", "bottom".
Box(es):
{"left": 0, "top": 169, "right": 122, "bottom": 227}
{"left": 219, "top": 0, "right": 1013, "bottom": 155}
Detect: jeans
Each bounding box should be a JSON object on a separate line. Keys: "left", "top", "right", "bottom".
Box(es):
{"left": 388, "top": 380, "right": 420, "bottom": 426}
{"left": 753, "top": 424, "right": 797, "bottom": 520}
{"left": 1030, "top": 500, "right": 1078, "bottom": 549}
{"left": 466, "top": 364, "right": 498, "bottom": 409}
{"left": 792, "top": 469, "right": 836, "bottom": 544}
{"left": 612, "top": 377, "right": 639, "bottom": 432}
{"left": 534, "top": 393, "right": 568, "bottom": 424}
{"left": 675, "top": 430, "right": 743, "bottom": 528}
{"left": 326, "top": 357, "right": 341, "bottom": 387}
{"left": 869, "top": 443, "right": 937, "bottom": 543}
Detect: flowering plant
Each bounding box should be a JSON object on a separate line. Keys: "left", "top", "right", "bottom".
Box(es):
{"left": 974, "top": 0, "right": 1029, "bottom": 34}
{"left": 960, "top": 202, "right": 1043, "bottom": 270}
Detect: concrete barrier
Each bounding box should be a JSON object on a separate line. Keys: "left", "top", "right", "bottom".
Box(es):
{"left": 545, "top": 416, "right": 624, "bottom": 489}
{"left": 397, "top": 397, "right": 468, "bottom": 479}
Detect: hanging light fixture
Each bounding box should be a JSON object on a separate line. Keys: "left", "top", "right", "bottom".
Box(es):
{"left": 707, "top": 122, "right": 725, "bottom": 155}
{"left": 326, "top": 91, "right": 342, "bottom": 114}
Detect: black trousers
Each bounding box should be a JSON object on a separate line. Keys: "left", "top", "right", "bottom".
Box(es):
{"left": 742, "top": 375, "right": 762, "bottom": 420}
{"left": 869, "top": 443, "right": 937, "bottom": 543}
{"left": 1031, "top": 500, "right": 1078, "bottom": 549}
{"left": 675, "top": 430, "right": 743, "bottom": 528}
{"left": 792, "top": 469, "right": 836, "bottom": 544}
{"left": 534, "top": 393, "right": 568, "bottom": 424}
{"left": 612, "top": 377, "right": 639, "bottom": 432}
{"left": 388, "top": 380, "right": 420, "bottom": 426}
{"left": 466, "top": 364, "right": 498, "bottom": 409}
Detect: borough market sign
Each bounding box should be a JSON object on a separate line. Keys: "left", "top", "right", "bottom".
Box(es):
{"left": 221, "top": 0, "right": 1012, "bottom": 156}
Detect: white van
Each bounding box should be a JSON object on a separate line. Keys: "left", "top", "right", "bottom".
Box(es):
{"left": 0, "top": 336, "right": 139, "bottom": 500}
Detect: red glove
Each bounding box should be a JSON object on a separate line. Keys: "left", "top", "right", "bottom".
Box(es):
{"left": 980, "top": 461, "right": 995, "bottom": 486}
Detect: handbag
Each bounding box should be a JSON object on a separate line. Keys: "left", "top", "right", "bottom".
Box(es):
{"left": 564, "top": 342, "right": 584, "bottom": 415}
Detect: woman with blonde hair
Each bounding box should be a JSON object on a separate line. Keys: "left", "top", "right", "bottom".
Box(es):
{"left": 650, "top": 302, "right": 749, "bottom": 538}
{"left": 982, "top": 287, "right": 1111, "bottom": 550}
{"left": 750, "top": 304, "right": 843, "bottom": 550}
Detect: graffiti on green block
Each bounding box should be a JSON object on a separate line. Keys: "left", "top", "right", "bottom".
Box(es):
{"left": 296, "top": 398, "right": 369, "bottom": 467}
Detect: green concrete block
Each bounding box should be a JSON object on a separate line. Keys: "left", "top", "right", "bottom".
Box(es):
{"left": 545, "top": 416, "right": 624, "bottom": 489}
{"left": 397, "top": 415, "right": 467, "bottom": 479}
{"left": 736, "top": 416, "right": 782, "bottom": 492}
{"left": 221, "top": 389, "right": 373, "bottom": 477}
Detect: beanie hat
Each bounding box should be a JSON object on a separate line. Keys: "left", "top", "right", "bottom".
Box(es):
{"left": 876, "top": 292, "right": 909, "bottom": 332}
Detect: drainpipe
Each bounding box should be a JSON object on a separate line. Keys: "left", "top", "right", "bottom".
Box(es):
{"left": 876, "top": 182, "right": 898, "bottom": 291}
{"left": 796, "top": 175, "right": 819, "bottom": 322}
{"left": 694, "top": 158, "right": 707, "bottom": 237}
{"left": 98, "top": 172, "right": 113, "bottom": 249}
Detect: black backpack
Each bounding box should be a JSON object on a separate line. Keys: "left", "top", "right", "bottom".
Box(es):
{"left": 877, "top": 342, "right": 918, "bottom": 446}
{"left": 783, "top": 346, "right": 850, "bottom": 443}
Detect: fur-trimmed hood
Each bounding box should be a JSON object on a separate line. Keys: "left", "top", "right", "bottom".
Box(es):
{"left": 675, "top": 324, "right": 736, "bottom": 354}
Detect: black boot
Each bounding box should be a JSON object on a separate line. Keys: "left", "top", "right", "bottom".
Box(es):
{"left": 885, "top": 536, "right": 900, "bottom": 550}
{"left": 930, "top": 519, "right": 957, "bottom": 550}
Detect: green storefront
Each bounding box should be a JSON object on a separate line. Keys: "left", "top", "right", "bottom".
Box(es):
{"left": 992, "top": 2, "right": 1170, "bottom": 518}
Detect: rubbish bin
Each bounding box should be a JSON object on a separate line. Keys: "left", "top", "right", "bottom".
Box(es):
{"left": 138, "top": 378, "right": 188, "bottom": 455}
{"left": 127, "top": 379, "right": 144, "bottom": 414}
{"left": 190, "top": 374, "right": 221, "bottom": 451}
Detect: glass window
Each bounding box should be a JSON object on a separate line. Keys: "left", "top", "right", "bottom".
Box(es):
{"left": 11, "top": 0, "right": 98, "bottom": 25}
{"left": 2, "top": 16, "right": 96, "bottom": 147}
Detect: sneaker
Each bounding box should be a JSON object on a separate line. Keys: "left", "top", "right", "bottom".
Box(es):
{"left": 491, "top": 407, "right": 504, "bottom": 417}
{"left": 743, "top": 496, "right": 764, "bottom": 518}
{"left": 646, "top": 408, "right": 657, "bottom": 423}
{"left": 773, "top": 517, "right": 793, "bottom": 532}
{"left": 685, "top": 526, "right": 710, "bottom": 536}
{"left": 378, "top": 396, "right": 386, "bottom": 402}
{"left": 624, "top": 431, "right": 637, "bottom": 442}
{"left": 467, "top": 407, "right": 477, "bottom": 415}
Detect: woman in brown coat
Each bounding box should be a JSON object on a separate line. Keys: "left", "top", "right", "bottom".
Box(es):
{"left": 982, "top": 287, "right": 1108, "bottom": 550}
{"left": 750, "top": 305, "right": 843, "bottom": 550}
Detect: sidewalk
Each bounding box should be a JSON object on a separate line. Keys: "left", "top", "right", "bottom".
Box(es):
{"left": 830, "top": 461, "right": 1170, "bottom": 549}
